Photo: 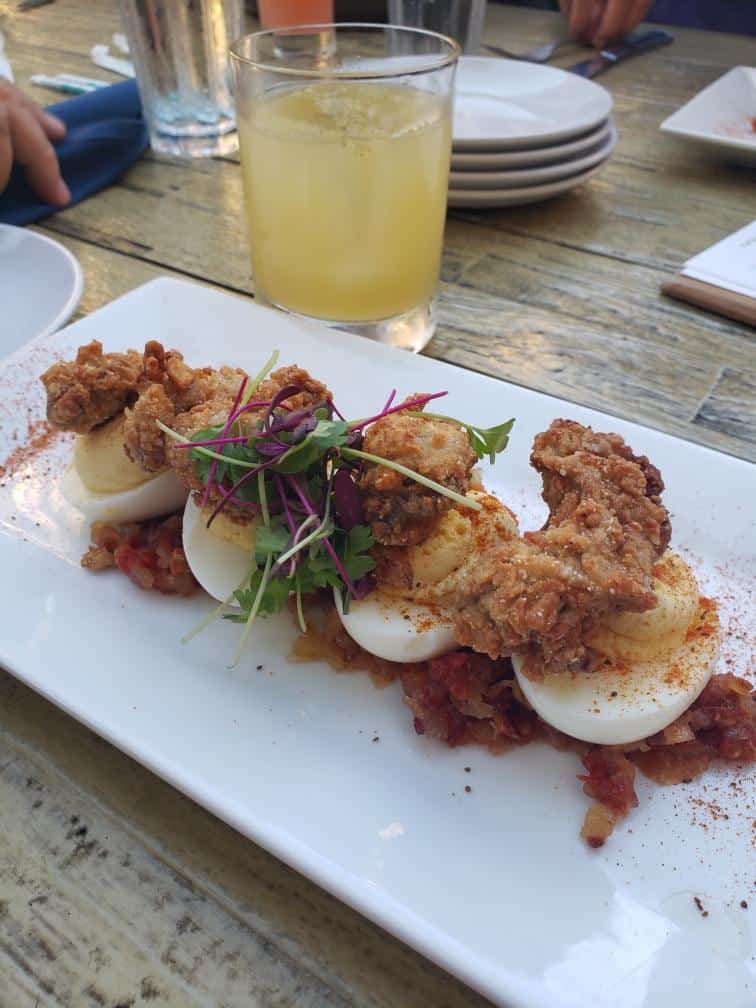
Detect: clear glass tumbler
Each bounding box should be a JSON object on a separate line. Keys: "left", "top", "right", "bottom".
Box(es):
{"left": 388, "top": 0, "right": 487, "bottom": 54}
{"left": 231, "top": 24, "right": 459, "bottom": 352}
{"left": 118, "top": 0, "right": 243, "bottom": 157}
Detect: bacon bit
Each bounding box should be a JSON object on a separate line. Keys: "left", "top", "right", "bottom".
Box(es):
{"left": 581, "top": 802, "right": 617, "bottom": 848}
{"left": 693, "top": 896, "right": 709, "bottom": 918}
{"left": 632, "top": 740, "right": 711, "bottom": 784}
{"left": 579, "top": 749, "right": 639, "bottom": 815}
{"left": 403, "top": 651, "right": 541, "bottom": 748}
{"left": 81, "top": 514, "right": 198, "bottom": 595}
{"left": 81, "top": 545, "right": 115, "bottom": 571}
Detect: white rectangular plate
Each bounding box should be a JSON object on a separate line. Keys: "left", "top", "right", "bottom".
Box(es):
{"left": 661, "top": 66, "right": 756, "bottom": 167}
{"left": 1, "top": 279, "right": 754, "bottom": 1008}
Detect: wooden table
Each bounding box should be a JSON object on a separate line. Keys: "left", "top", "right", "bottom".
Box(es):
{"left": 1, "top": 4, "right": 754, "bottom": 1006}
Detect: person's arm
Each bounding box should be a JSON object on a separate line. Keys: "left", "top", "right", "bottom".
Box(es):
{"left": 559, "top": 0, "right": 654, "bottom": 47}
{"left": 0, "top": 79, "right": 70, "bottom": 205}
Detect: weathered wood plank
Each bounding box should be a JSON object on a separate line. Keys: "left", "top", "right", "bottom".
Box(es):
{"left": 432, "top": 283, "right": 756, "bottom": 461}
{"left": 445, "top": 223, "right": 754, "bottom": 364}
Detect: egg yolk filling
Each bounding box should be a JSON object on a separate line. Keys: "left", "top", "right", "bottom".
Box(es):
{"left": 74, "top": 415, "right": 156, "bottom": 494}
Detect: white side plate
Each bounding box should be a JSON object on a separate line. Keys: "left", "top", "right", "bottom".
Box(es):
{"left": 660, "top": 66, "right": 756, "bottom": 167}
{"left": 0, "top": 279, "right": 753, "bottom": 1008}
{"left": 451, "top": 118, "right": 612, "bottom": 171}
{"left": 450, "top": 126, "right": 616, "bottom": 189}
{"left": 448, "top": 159, "right": 610, "bottom": 208}
{"left": 0, "top": 224, "right": 83, "bottom": 360}
{"left": 453, "top": 56, "right": 613, "bottom": 150}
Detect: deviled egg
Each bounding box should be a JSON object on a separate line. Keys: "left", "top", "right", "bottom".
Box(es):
{"left": 62, "top": 415, "right": 187, "bottom": 523}
{"left": 336, "top": 490, "right": 519, "bottom": 664}
{"left": 513, "top": 552, "right": 719, "bottom": 745}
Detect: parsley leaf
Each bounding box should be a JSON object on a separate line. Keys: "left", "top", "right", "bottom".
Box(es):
{"left": 254, "top": 523, "right": 290, "bottom": 559}
{"left": 340, "top": 524, "right": 375, "bottom": 580}
{"left": 465, "top": 418, "right": 515, "bottom": 465}
{"left": 226, "top": 571, "right": 290, "bottom": 623}
{"left": 275, "top": 420, "right": 350, "bottom": 474}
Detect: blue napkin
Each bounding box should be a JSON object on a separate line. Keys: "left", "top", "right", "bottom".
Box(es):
{"left": 0, "top": 80, "right": 148, "bottom": 227}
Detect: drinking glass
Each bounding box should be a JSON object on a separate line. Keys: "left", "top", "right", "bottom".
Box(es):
{"left": 231, "top": 24, "right": 458, "bottom": 352}
{"left": 118, "top": 0, "right": 243, "bottom": 157}
{"left": 388, "top": 0, "right": 487, "bottom": 54}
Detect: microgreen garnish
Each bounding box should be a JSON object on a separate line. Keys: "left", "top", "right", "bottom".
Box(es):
{"left": 407, "top": 412, "right": 515, "bottom": 466}
{"left": 164, "top": 354, "right": 515, "bottom": 663}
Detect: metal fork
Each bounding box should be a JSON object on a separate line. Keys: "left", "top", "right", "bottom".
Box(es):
{"left": 484, "top": 37, "right": 570, "bottom": 63}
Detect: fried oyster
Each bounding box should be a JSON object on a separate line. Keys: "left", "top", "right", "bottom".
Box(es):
{"left": 358, "top": 402, "right": 478, "bottom": 547}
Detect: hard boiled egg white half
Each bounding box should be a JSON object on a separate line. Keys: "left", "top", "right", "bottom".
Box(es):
{"left": 513, "top": 552, "right": 720, "bottom": 745}
{"left": 333, "top": 491, "right": 517, "bottom": 664}
{"left": 182, "top": 494, "right": 257, "bottom": 603}
{"left": 62, "top": 415, "right": 187, "bottom": 523}
{"left": 335, "top": 589, "right": 457, "bottom": 663}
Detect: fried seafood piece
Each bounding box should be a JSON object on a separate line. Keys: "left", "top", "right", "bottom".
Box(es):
{"left": 441, "top": 419, "right": 671, "bottom": 677}
{"left": 257, "top": 364, "right": 332, "bottom": 412}
{"left": 121, "top": 384, "right": 178, "bottom": 472}
{"left": 164, "top": 365, "right": 333, "bottom": 520}
{"left": 121, "top": 341, "right": 247, "bottom": 471}
{"left": 138, "top": 340, "right": 245, "bottom": 415}
{"left": 358, "top": 404, "right": 478, "bottom": 547}
{"left": 123, "top": 363, "right": 246, "bottom": 472}
{"left": 41, "top": 340, "right": 143, "bottom": 433}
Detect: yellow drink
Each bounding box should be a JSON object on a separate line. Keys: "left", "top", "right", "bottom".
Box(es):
{"left": 238, "top": 82, "right": 451, "bottom": 322}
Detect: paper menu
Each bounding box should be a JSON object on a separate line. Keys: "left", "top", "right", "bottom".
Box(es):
{"left": 681, "top": 219, "right": 756, "bottom": 298}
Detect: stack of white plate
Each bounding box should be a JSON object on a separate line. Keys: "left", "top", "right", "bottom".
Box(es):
{"left": 449, "top": 57, "right": 616, "bottom": 209}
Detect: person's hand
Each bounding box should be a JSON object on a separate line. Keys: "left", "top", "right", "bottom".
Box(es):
{"left": 0, "top": 79, "right": 70, "bottom": 205}
{"left": 559, "top": 0, "right": 654, "bottom": 48}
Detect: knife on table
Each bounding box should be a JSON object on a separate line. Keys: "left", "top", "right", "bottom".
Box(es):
{"left": 566, "top": 29, "right": 673, "bottom": 79}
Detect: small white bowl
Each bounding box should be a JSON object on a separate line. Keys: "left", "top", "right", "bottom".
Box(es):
{"left": 0, "top": 224, "right": 84, "bottom": 360}
{"left": 660, "top": 66, "right": 756, "bottom": 167}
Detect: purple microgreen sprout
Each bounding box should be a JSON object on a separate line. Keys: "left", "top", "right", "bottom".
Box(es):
{"left": 332, "top": 468, "right": 364, "bottom": 531}
{"left": 205, "top": 454, "right": 280, "bottom": 528}
{"left": 274, "top": 473, "right": 298, "bottom": 573}
{"left": 156, "top": 420, "right": 260, "bottom": 468}
{"left": 347, "top": 390, "right": 448, "bottom": 432}
{"left": 201, "top": 374, "right": 248, "bottom": 509}
{"left": 286, "top": 476, "right": 363, "bottom": 599}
